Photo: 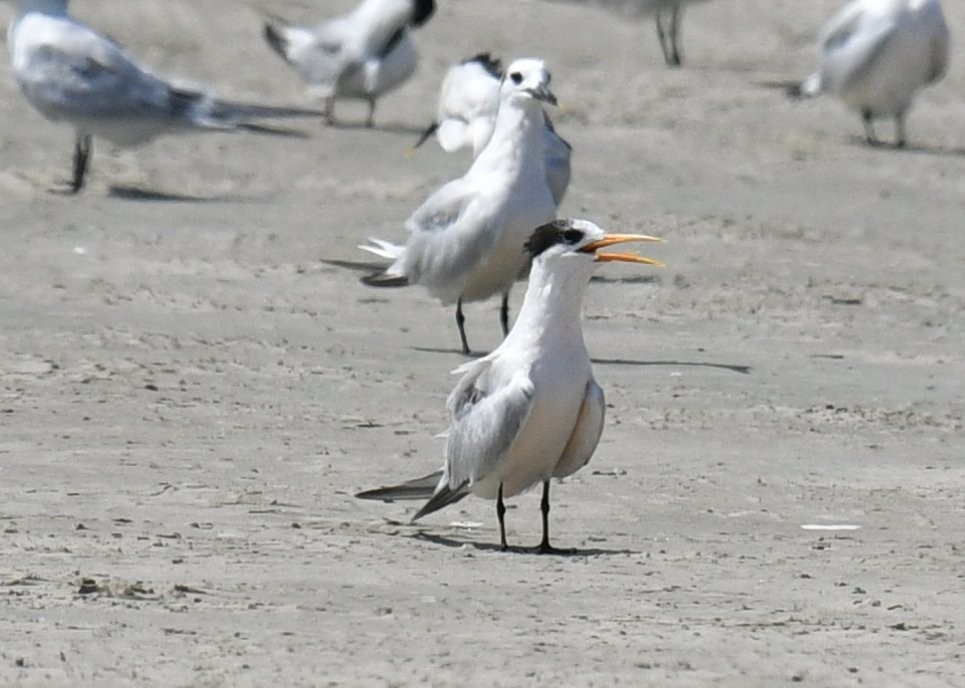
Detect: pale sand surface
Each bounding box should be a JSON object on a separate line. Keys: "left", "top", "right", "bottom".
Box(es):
{"left": 1, "top": 1, "right": 964, "bottom": 686}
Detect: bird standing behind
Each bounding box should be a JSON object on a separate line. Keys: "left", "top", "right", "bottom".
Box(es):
{"left": 263, "top": 0, "right": 435, "bottom": 127}
{"left": 6, "top": 0, "right": 323, "bottom": 192}
{"left": 795, "top": 0, "right": 949, "bottom": 147}
{"left": 360, "top": 58, "right": 561, "bottom": 355}
{"left": 542, "top": 0, "right": 712, "bottom": 66}
{"left": 357, "top": 219, "right": 664, "bottom": 553}
{"left": 410, "top": 52, "right": 572, "bottom": 206}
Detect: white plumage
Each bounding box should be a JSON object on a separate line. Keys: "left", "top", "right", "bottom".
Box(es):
{"left": 412, "top": 53, "right": 572, "bottom": 206}
{"left": 263, "top": 0, "right": 435, "bottom": 127}
{"left": 361, "top": 58, "right": 561, "bottom": 354}
{"left": 7, "top": 0, "right": 319, "bottom": 192}
{"left": 357, "top": 219, "right": 664, "bottom": 552}
{"left": 800, "top": 0, "right": 949, "bottom": 147}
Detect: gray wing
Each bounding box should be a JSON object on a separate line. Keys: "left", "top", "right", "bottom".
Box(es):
{"left": 818, "top": 6, "right": 898, "bottom": 92}
{"left": 401, "top": 177, "right": 499, "bottom": 293}
{"left": 444, "top": 359, "right": 535, "bottom": 489}
{"left": 552, "top": 380, "right": 605, "bottom": 478}
{"left": 15, "top": 24, "right": 174, "bottom": 121}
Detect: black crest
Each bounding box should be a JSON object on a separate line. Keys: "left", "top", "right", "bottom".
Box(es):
{"left": 411, "top": 0, "right": 436, "bottom": 27}
{"left": 524, "top": 220, "right": 585, "bottom": 257}
{"left": 463, "top": 52, "right": 503, "bottom": 78}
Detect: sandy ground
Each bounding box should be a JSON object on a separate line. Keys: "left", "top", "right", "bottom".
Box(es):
{"left": 1, "top": 0, "right": 964, "bottom": 685}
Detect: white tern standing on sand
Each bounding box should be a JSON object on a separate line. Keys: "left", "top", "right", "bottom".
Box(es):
{"left": 796, "top": 0, "right": 949, "bottom": 147}
{"left": 357, "top": 219, "right": 664, "bottom": 553}
{"left": 5, "top": 0, "right": 322, "bottom": 192}
{"left": 544, "top": 0, "right": 712, "bottom": 66}
{"left": 263, "top": 0, "right": 435, "bottom": 127}
{"left": 359, "top": 58, "right": 561, "bottom": 355}
{"left": 410, "top": 52, "right": 572, "bottom": 206}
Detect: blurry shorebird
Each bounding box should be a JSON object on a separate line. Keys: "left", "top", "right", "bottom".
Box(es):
{"left": 793, "top": 0, "right": 949, "bottom": 147}
{"left": 410, "top": 52, "right": 572, "bottom": 206}
{"left": 360, "top": 58, "right": 560, "bottom": 355}
{"left": 6, "top": 0, "right": 322, "bottom": 192}
{"left": 357, "top": 219, "right": 664, "bottom": 553}
{"left": 263, "top": 0, "right": 435, "bottom": 127}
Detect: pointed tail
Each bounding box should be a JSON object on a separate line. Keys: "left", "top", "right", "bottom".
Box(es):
{"left": 356, "top": 471, "right": 470, "bottom": 523}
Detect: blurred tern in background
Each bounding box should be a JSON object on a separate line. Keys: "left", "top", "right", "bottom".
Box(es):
{"left": 357, "top": 219, "right": 664, "bottom": 553}
{"left": 794, "top": 0, "right": 949, "bottom": 147}
{"left": 6, "top": 0, "right": 323, "bottom": 193}
{"left": 410, "top": 52, "right": 572, "bottom": 206}
{"left": 360, "top": 58, "right": 561, "bottom": 355}
{"left": 264, "top": 0, "right": 435, "bottom": 127}
{"left": 544, "top": 0, "right": 712, "bottom": 66}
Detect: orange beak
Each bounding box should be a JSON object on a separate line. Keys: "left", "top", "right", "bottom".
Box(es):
{"left": 580, "top": 233, "right": 665, "bottom": 266}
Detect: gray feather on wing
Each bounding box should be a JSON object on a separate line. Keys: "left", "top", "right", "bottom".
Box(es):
{"left": 445, "top": 360, "right": 535, "bottom": 488}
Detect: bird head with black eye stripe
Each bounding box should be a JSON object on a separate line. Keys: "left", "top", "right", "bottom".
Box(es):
{"left": 500, "top": 58, "right": 557, "bottom": 107}
{"left": 525, "top": 219, "right": 664, "bottom": 267}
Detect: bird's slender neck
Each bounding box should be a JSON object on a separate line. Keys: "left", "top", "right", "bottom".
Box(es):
{"left": 473, "top": 98, "right": 544, "bottom": 172}
{"left": 506, "top": 257, "right": 594, "bottom": 352}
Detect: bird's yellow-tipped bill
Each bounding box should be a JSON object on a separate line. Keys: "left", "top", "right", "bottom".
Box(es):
{"left": 582, "top": 233, "right": 665, "bottom": 267}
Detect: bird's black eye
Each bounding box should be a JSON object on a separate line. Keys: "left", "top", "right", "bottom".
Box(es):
{"left": 509, "top": 72, "right": 522, "bottom": 85}
{"left": 562, "top": 229, "right": 583, "bottom": 244}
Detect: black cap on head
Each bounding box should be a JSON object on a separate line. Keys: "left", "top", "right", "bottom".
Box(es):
{"left": 524, "top": 220, "right": 586, "bottom": 258}
{"left": 411, "top": 0, "right": 436, "bottom": 26}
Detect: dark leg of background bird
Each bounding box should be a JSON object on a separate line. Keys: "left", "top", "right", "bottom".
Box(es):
{"left": 894, "top": 114, "right": 906, "bottom": 148}
{"left": 657, "top": 5, "right": 683, "bottom": 67}
{"left": 323, "top": 96, "right": 336, "bottom": 126}
{"left": 365, "top": 98, "right": 376, "bottom": 128}
{"left": 456, "top": 298, "right": 471, "bottom": 355}
{"left": 499, "top": 293, "right": 510, "bottom": 337}
{"left": 70, "top": 134, "right": 92, "bottom": 193}
{"left": 496, "top": 484, "right": 508, "bottom": 551}
{"left": 861, "top": 109, "right": 879, "bottom": 146}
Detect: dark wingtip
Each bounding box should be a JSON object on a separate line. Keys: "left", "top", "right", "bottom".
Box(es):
{"left": 463, "top": 52, "right": 503, "bottom": 78}
{"left": 361, "top": 273, "right": 409, "bottom": 288}
{"left": 263, "top": 22, "right": 290, "bottom": 61}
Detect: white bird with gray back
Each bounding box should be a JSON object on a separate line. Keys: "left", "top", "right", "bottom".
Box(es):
{"left": 6, "top": 0, "right": 321, "bottom": 192}
{"left": 357, "top": 219, "right": 664, "bottom": 552}
{"left": 360, "top": 58, "right": 561, "bottom": 355}
{"left": 796, "top": 0, "right": 949, "bottom": 147}
{"left": 263, "top": 0, "right": 435, "bottom": 127}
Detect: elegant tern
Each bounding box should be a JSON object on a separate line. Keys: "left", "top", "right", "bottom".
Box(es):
{"left": 796, "top": 0, "right": 949, "bottom": 147}
{"left": 5, "top": 0, "right": 322, "bottom": 193}
{"left": 263, "top": 0, "right": 435, "bottom": 127}
{"left": 360, "top": 58, "right": 560, "bottom": 355}
{"left": 357, "top": 219, "right": 664, "bottom": 553}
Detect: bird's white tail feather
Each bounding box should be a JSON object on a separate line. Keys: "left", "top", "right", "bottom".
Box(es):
{"left": 359, "top": 238, "right": 406, "bottom": 261}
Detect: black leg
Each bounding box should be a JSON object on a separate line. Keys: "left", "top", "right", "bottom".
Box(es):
{"left": 456, "top": 298, "right": 471, "bottom": 355}
{"left": 496, "top": 483, "right": 508, "bottom": 551}
{"left": 670, "top": 5, "right": 682, "bottom": 67}
{"left": 657, "top": 7, "right": 682, "bottom": 67}
{"left": 499, "top": 293, "right": 510, "bottom": 337}
{"left": 861, "top": 110, "right": 878, "bottom": 146}
{"left": 323, "top": 96, "right": 335, "bottom": 126}
{"left": 894, "top": 114, "right": 906, "bottom": 149}
{"left": 536, "top": 480, "right": 576, "bottom": 555}
{"left": 365, "top": 98, "right": 376, "bottom": 128}
{"left": 71, "top": 134, "right": 92, "bottom": 194}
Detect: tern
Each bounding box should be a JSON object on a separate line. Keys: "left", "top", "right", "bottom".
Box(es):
{"left": 357, "top": 219, "right": 664, "bottom": 553}
{"left": 263, "top": 0, "right": 436, "bottom": 127}
{"left": 360, "top": 58, "right": 560, "bottom": 355}
{"left": 410, "top": 52, "right": 572, "bottom": 206}
{"left": 544, "top": 0, "right": 711, "bottom": 66}
{"left": 5, "top": 0, "right": 322, "bottom": 193}
{"left": 795, "top": 0, "right": 949, "bottom": 147}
